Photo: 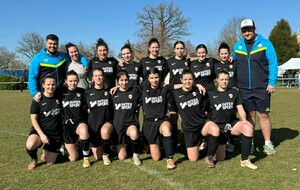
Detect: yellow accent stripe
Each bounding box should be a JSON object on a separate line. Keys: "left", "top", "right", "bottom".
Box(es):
{"left": 235, "top": 50, "right": 247, "bottom": 55}
{"left": 40, "top": 59, "right": 66, "bottom": 68}
{"left": 250, "top": 47, "right": 266, "bottom": 54}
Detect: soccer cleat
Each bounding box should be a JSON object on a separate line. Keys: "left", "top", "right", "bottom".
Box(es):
{"left": 102, "top": 154, "right": 111, "bottom": 165}
{"left": 132, "top": 154, "right": 142, "bottom": 166}
{"left": 241, "top": 159, "right": 258, "bottom": 170}
{"left": 28, "top": 159, "right": 38, "bottom": 170}
{"left": 205, "top": 156, "right": 215, "bottom": 168}
{"left": 83, "top": 157, "right": 91, "bottom": 168}
{"left": 166, "top": 159, "right": 176, "bottom": 170}
{"left": 263, "top": 142, "right": 276, "bottom": 155}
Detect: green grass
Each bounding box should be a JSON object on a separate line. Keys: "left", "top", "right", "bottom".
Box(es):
{"left": 0, "top": 89, "right": 299, "bottom": 190}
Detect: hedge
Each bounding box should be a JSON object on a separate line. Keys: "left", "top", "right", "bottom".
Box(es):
{"left": 0, "top": 75, "right": 19, "bottom": 90}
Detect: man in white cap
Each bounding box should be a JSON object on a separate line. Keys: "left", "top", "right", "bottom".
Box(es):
{"left": 232, "top": 19, "right": 278, "bottom": 156}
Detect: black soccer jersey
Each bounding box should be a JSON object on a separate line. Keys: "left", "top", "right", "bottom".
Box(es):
{"left": 140, "top": 82, "right": 171, "bottom": 120}
{"left": 84, "top": 87, "right": 113, "bottom": 132}
{"left": 117, "top": 62, "right": 142, "bottom": 87}
{"left": 89, "top": 57, "right": 118, "bottom": 89}
{"left": 61, "top": 87, "right": 86, "bottom": 123}
{"left": 139, "top": 56, "right": 168, "bottom": 82}
{"left": 172, "top": 87, "right": 207, "bottom": 132}
{"left": 208, "top": 88, "right": 242, "bottom": 124}
{"left": 214, "top": 61, "right": 237, "bottom": 88}
{"left": 30, "top": 94, "right": 62, "bottom": 133}
{"left": 166, "top": 56, "right": 190, "bottom": 86}
{"left": 112, "top": 87, "right": 141, "bottom": 135}
{"left": 190, "top": 58, "right": 217, "bottom": 91}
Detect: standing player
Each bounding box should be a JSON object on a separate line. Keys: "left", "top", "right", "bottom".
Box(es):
{"left": 25, "top": 75, "right": 62, "bottom": 170}
{"left": 117, "top": 44, "right": 142, "bottom": 87}
{"left": 112, "top": 70, "right": 142, "bottom": 165}
{"left": 208, "top": 70, "right": 257, "bottom": 170}
{"left": 89, "top": 38, "right": 118, "bottom": 90}
{"left": 85, "top": 68, "right": 114, "bottom": 165}
{"left": 190, "top": 44, "right": 218, "bottom": 92}
{"left": 140, "top": 67, "right": 175, "bottom": 169}
{"left": 139, "top": 38, "right": 168, "bottom": 83}
{"left": 172, "top": 70, "right": 220, "bottom": 168}
{"left": 214, "top": 42, "right": 237, "bottom": 89}
{"left": 166, "top": 41, "right": 190, "bottom": 151}
{"left": 65, "top": 43, "right": 89, "bottom": 90}
{"left": 61, "top": 70, "right": 90, "bottom": 168}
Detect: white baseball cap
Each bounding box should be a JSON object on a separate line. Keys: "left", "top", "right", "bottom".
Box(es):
{"left": 240, "top": 19, "right": 255, "bottom": 29}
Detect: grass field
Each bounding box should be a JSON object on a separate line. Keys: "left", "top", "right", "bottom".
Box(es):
{"left": 0, "top": 88, "right": 299, "bottom": 190}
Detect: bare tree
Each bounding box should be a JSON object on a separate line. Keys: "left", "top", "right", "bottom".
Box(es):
{"left": 207, "top": 16, "right": 245, "bottom": 59}
{"left": 0, "top": 46, "right": 26, "bottom": 69}
{"left": 16, "top": 32, "right": 44, "bottom": 61}
{"left": 136, "top": 2, "right": 191, "bottom": 56}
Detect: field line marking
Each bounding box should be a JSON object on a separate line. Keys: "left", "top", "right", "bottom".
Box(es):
{"left": 1, "top": 131, "right": 27, "bottom": 137}
{"left": 124, "top": 159, "right": 187, "bottom": 190}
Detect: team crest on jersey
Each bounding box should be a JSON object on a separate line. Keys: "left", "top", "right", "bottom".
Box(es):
{"left": 146, "top": 90, "right": 149, "bottom": 92}
{"left": 108, "top": 61, "right": 112, "bottom": 64}
{"left": 146, "top": 67, "right": 150, "bottom": 70}
{"left": 157, "top": 60, "right": 161, "bottom": 64}
{"left": 135, "top": 67, "right": 138, "bottom": 71}
{"left": 229, "top": 94, "right": 233, "bottom": 98}
{"left": 184, "top": 62, "right": 188, "bottom": 66}
{"left": 238, "top": 46, "right": 243, "bottom": 49}
{"left": 77, "top": 93, "right": 81, "bottom": 97}
{"left": 104, "top": 92, "right": 108, "bottom": 96}
{"left": 128, "top": 94, "right": 133, "bottom": 99}
{"left": 44, "top": 59, "right": 48, "bottom": 62}
{"left": 192, "top": 91, "right": 197, "bottom": 96}
{"left": 56, "top": 100, "right": 59, "bottom": 104}
{"left": 206, "top": 62, "right": 210, "bottom": 67}
{"left": 258, "top": 43, "right": 262, "bottom": 48}
{"left": 229, "top": 65, "right": 233, "bottom": 69}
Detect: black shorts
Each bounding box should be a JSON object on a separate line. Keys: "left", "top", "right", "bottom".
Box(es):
{"left": 182, "top": 127, "right": 203, "bottom": 148}
{"left": 112, "top": 124, "right": 138, "bottom": 145}
{"left": 143, "top": 117, "right": 171, "bottom": 144}
{"left": 29, "top": 127, "right": 62, "bottom": 153}
{"left": 217, "top": 120, "right": 239, "bottom": 144}
{"left": 63, "top": 120, "right": 86, "bottom": 144}
{"left": 239, "top": 88, "right": 271, "bottom": 113}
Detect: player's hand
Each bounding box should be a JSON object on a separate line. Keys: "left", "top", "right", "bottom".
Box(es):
{"left": 196, "top": 84, "right": 206, "bottom": 95}
{"left": 34, "top": 92, "right": 42, "bottom": 102}
{"left": 40, "top": 134, "right": 50, "bottom": 144}
{"left": 266, "top": 85, "right": 276, "bottom": 94}
{"left": 110, "top": 86, "right": 119, "bottom": 95}
{"left": 229, "top": 57, "right": 234, "bottom": 63}
{"left": 118, "top": 60, "right": 124, "bottom": 67}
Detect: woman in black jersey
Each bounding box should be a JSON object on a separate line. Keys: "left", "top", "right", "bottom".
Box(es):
{"left": 89, "top": 38, "right": 118, "bottom": 90}
{"left": 26, "top": 75, "right": 62, "bottom": 170}
{"left": 112, "top": 70, "right": 142, "bottom": 165}
{"left": 85, "top": 68, "right": 114, "bottom": 165}
{"left": 117, "top": 44, "right": 142, "bottom": 87}
{"left": 214, "top": 42, "right": 237, "bottom": 89}
{"left": 139, "top": 38, "right": 168, "bottom": 83}
{"left": 190, "top": 44, "right": 218, "bottom": 92}
{"left": 166, "top": 41, "right": 190, "bottom": 151}
{"left": 172, "top": 70, "right": 220, "bottom": 168}
{"left": 62, "top": 70, "right": 90, "bottom": 168}
{"left": 141, "top": 67, "right": 175, "bottom": 170}
{"left": 208, "top": 70, "right": 257, "bottom": 170}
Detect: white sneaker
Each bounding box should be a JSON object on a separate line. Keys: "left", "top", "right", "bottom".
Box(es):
{"left": 102, "top": 154, "right": 111, "bottom": 165}
{"left": 132, "top": 153, "right": 142, "bottom": 166}
{"left": 240, "top": 159, "right": 258, "bottom": 170}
